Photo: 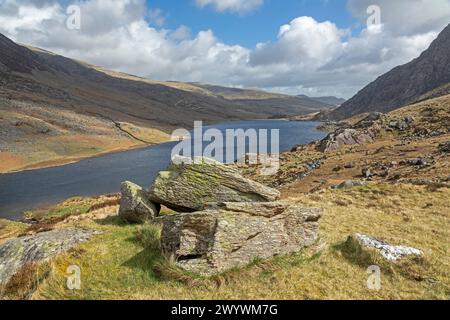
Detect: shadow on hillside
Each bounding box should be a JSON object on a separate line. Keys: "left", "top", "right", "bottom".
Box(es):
{"left": 122, "top": 247, "right": 163, "bottom": 276}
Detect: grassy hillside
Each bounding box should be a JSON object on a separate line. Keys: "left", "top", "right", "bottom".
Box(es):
{"left": 0, "top": 94, "right": 448, "bottom": 300}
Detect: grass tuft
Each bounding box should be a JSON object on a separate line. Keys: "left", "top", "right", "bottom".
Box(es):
{"left": 135, "top": 223, "right": 162, "bottom": 251}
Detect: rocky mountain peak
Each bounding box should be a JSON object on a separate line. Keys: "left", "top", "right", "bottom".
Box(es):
{"left": 328, "top": 23, "right": 450, "bottom": 120}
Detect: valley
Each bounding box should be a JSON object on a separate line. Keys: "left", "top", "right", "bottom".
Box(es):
{"left": 0, "top": 9, "right": 449, "bottom": 302}
{"left": 0, "top": 33, "right": 333, "bottom": 173}
{"left": 0, "top": 91, "right": 448, "bottom": 300}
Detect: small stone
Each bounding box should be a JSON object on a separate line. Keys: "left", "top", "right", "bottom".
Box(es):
{"left": 344, "top": 162, "right": 355, "bottom": 169}
{"left": 438, "top": 141, "right": 450, "bottom": 153}
{"left": 362, "top": 168, "right": 372, "bottom": 178}
{"left": 345, "top": 233, "right": 423, "bottom": 262}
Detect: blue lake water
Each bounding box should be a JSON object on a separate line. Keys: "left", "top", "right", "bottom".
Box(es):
{"left": 0, "top": 120, "right": 326, "bottom": 220}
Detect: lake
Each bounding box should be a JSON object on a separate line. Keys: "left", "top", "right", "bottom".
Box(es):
{"left": 0, "top": 120, "right": 326, "bottom": 220}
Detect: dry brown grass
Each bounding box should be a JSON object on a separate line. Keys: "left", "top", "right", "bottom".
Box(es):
{"left": 1, "top": 262, "right": 51, "bottom": 300}
{"left": 27, "top": 183, "right": 449, "bottom": 300}
{"left": 0, "top": 219, "right": 28, "bottom": 244}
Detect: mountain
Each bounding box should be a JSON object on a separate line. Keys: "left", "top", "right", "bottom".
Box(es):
{"left": 310, "top": 96, "right": 346, "bottom": 107}
{"left": 297, "top": 95, "right": 346, "bottom": 107}
{"left": 327, "top": 23, "right": 450, "bottom": 120}
{"left": 195, "top": 84, "right": 330, "bottom": 111}
{"left": 0, "top": 33, "right": 332, "bottom": 130}
{"left": 0, "top": 33, "right": 333, "bottom": 172}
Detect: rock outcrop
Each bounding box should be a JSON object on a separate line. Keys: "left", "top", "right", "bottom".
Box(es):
{"left": 0, "top": 228, "right": 99, "bottom": 286}
{"left": 318, "top": 126, "right": 380, "bottom": 153}
{"left": 161, "top": 202, "right": 322, "bottom": 275}
{"left": 119, "top": 181, "right": 160, "bottom": 224}
{"left": 387, "top": 116, "right": 415, "bottom": 131}
{"left": 345, "top": 234, "right": 423, "bottom": 262}
{"left": 439, "top": 141, "right": 450, "bottom": 153}
{"left": 149, "top": 157, "right": 280, "bottom": 212}
{"left": 333, "top": 180, "right": 367, "bottom": 190}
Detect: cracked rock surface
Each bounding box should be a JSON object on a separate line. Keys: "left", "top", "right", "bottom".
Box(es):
{"left": 161, "top": 202, "right": 322, "bottom": 275}
{"left": 149, "top": 157, "right": 281, "bottom": 212}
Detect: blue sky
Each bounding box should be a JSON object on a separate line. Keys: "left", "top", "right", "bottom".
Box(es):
{"left": 147, "top": 0, "right": 357, "bottom": 47}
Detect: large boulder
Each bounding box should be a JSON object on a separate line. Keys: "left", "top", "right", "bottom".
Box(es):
{"left": 119, "top": 181, "right": 160, "bottom": 224}
{"left": 149, "top": 157, "right": 280, "bottom": 212}
{"left": 0, "top": 228, "right": 99, "bottom": 287}
{"left": 161, "top": 202, "right": 322, "bottom": 275}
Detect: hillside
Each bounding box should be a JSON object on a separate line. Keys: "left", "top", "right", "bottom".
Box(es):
{"left": 0, "top": 33, "right": 332, "bottom": 172}
{"left": 245, "top": 93, "right": 450, "bottom": 191}
{"left": 328, "top": 23, "right": 450, "bottom": 120}
{"left": 194, "top": 84, "right": 331, "bottom": 115}
{"left": 297, "top": 95, "right": 346, "bottom": 107}
{"left": 1, "top": 93, "right": 448, "bottom": 300}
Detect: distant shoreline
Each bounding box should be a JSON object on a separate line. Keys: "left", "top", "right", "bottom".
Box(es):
{"left": 0, "top": 142, "right": 165, "bottom": 175}
{"left": 1, "top": 118, "right": 321, "bottom": 175}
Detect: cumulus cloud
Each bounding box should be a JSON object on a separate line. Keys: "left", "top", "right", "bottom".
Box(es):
{"left": 195, "top": 0, "right": 264, "bottom": 14}
{"left": 0, "top": 0, "right": 448, "bottom": 98}
{"left": 0, "top": 0, "right": 251, "bottom": 85}
{"left": 251, "top": 17, "right": 346, "bottom": 68}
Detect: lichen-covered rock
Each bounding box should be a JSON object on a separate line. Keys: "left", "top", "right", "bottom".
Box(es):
{"left": 119, "top": 181, "right": 160, "bottom": 223}
{"left": 149, "top": 157, "right": 280, "bottom": 212}
{"left": 345, "top": 233, "right": 423, "bottom": 262}
{"left": 161, "top": 202, "right": 322, "bottom": 275}
{"left": 0, "top": 228, "right": 99, "bottom": 286}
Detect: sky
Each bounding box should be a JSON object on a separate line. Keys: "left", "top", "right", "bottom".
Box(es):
{"left": 0, "top": 0, "right": 449, "bottom": 98}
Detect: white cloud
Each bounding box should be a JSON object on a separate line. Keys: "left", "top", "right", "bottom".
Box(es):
{"left": 195, "top": 0, "right": 264, "bottom": 14}
{"left": 251, "top": 17, "right": 346, "bottom": 68}
{"left": 0, "top": 0, "right": 449, "bottom": 99}
{"left": 348, "top": 0, "right": 450, "bottom": 36}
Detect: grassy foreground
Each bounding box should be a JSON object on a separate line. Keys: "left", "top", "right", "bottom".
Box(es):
{"left": 17, "top": 183, "right": 448, "bottom": 300}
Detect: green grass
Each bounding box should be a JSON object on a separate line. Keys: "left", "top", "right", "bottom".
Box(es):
{"left": 23, "top": 195, "right": 120, "bottom": 222}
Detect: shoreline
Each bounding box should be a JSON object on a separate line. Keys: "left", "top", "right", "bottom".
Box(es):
{"left": 1, "top": 118, "right": 322, "bottom": 175}
{"left": 0, "top": 141, "right": 169, "bottom": 175}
